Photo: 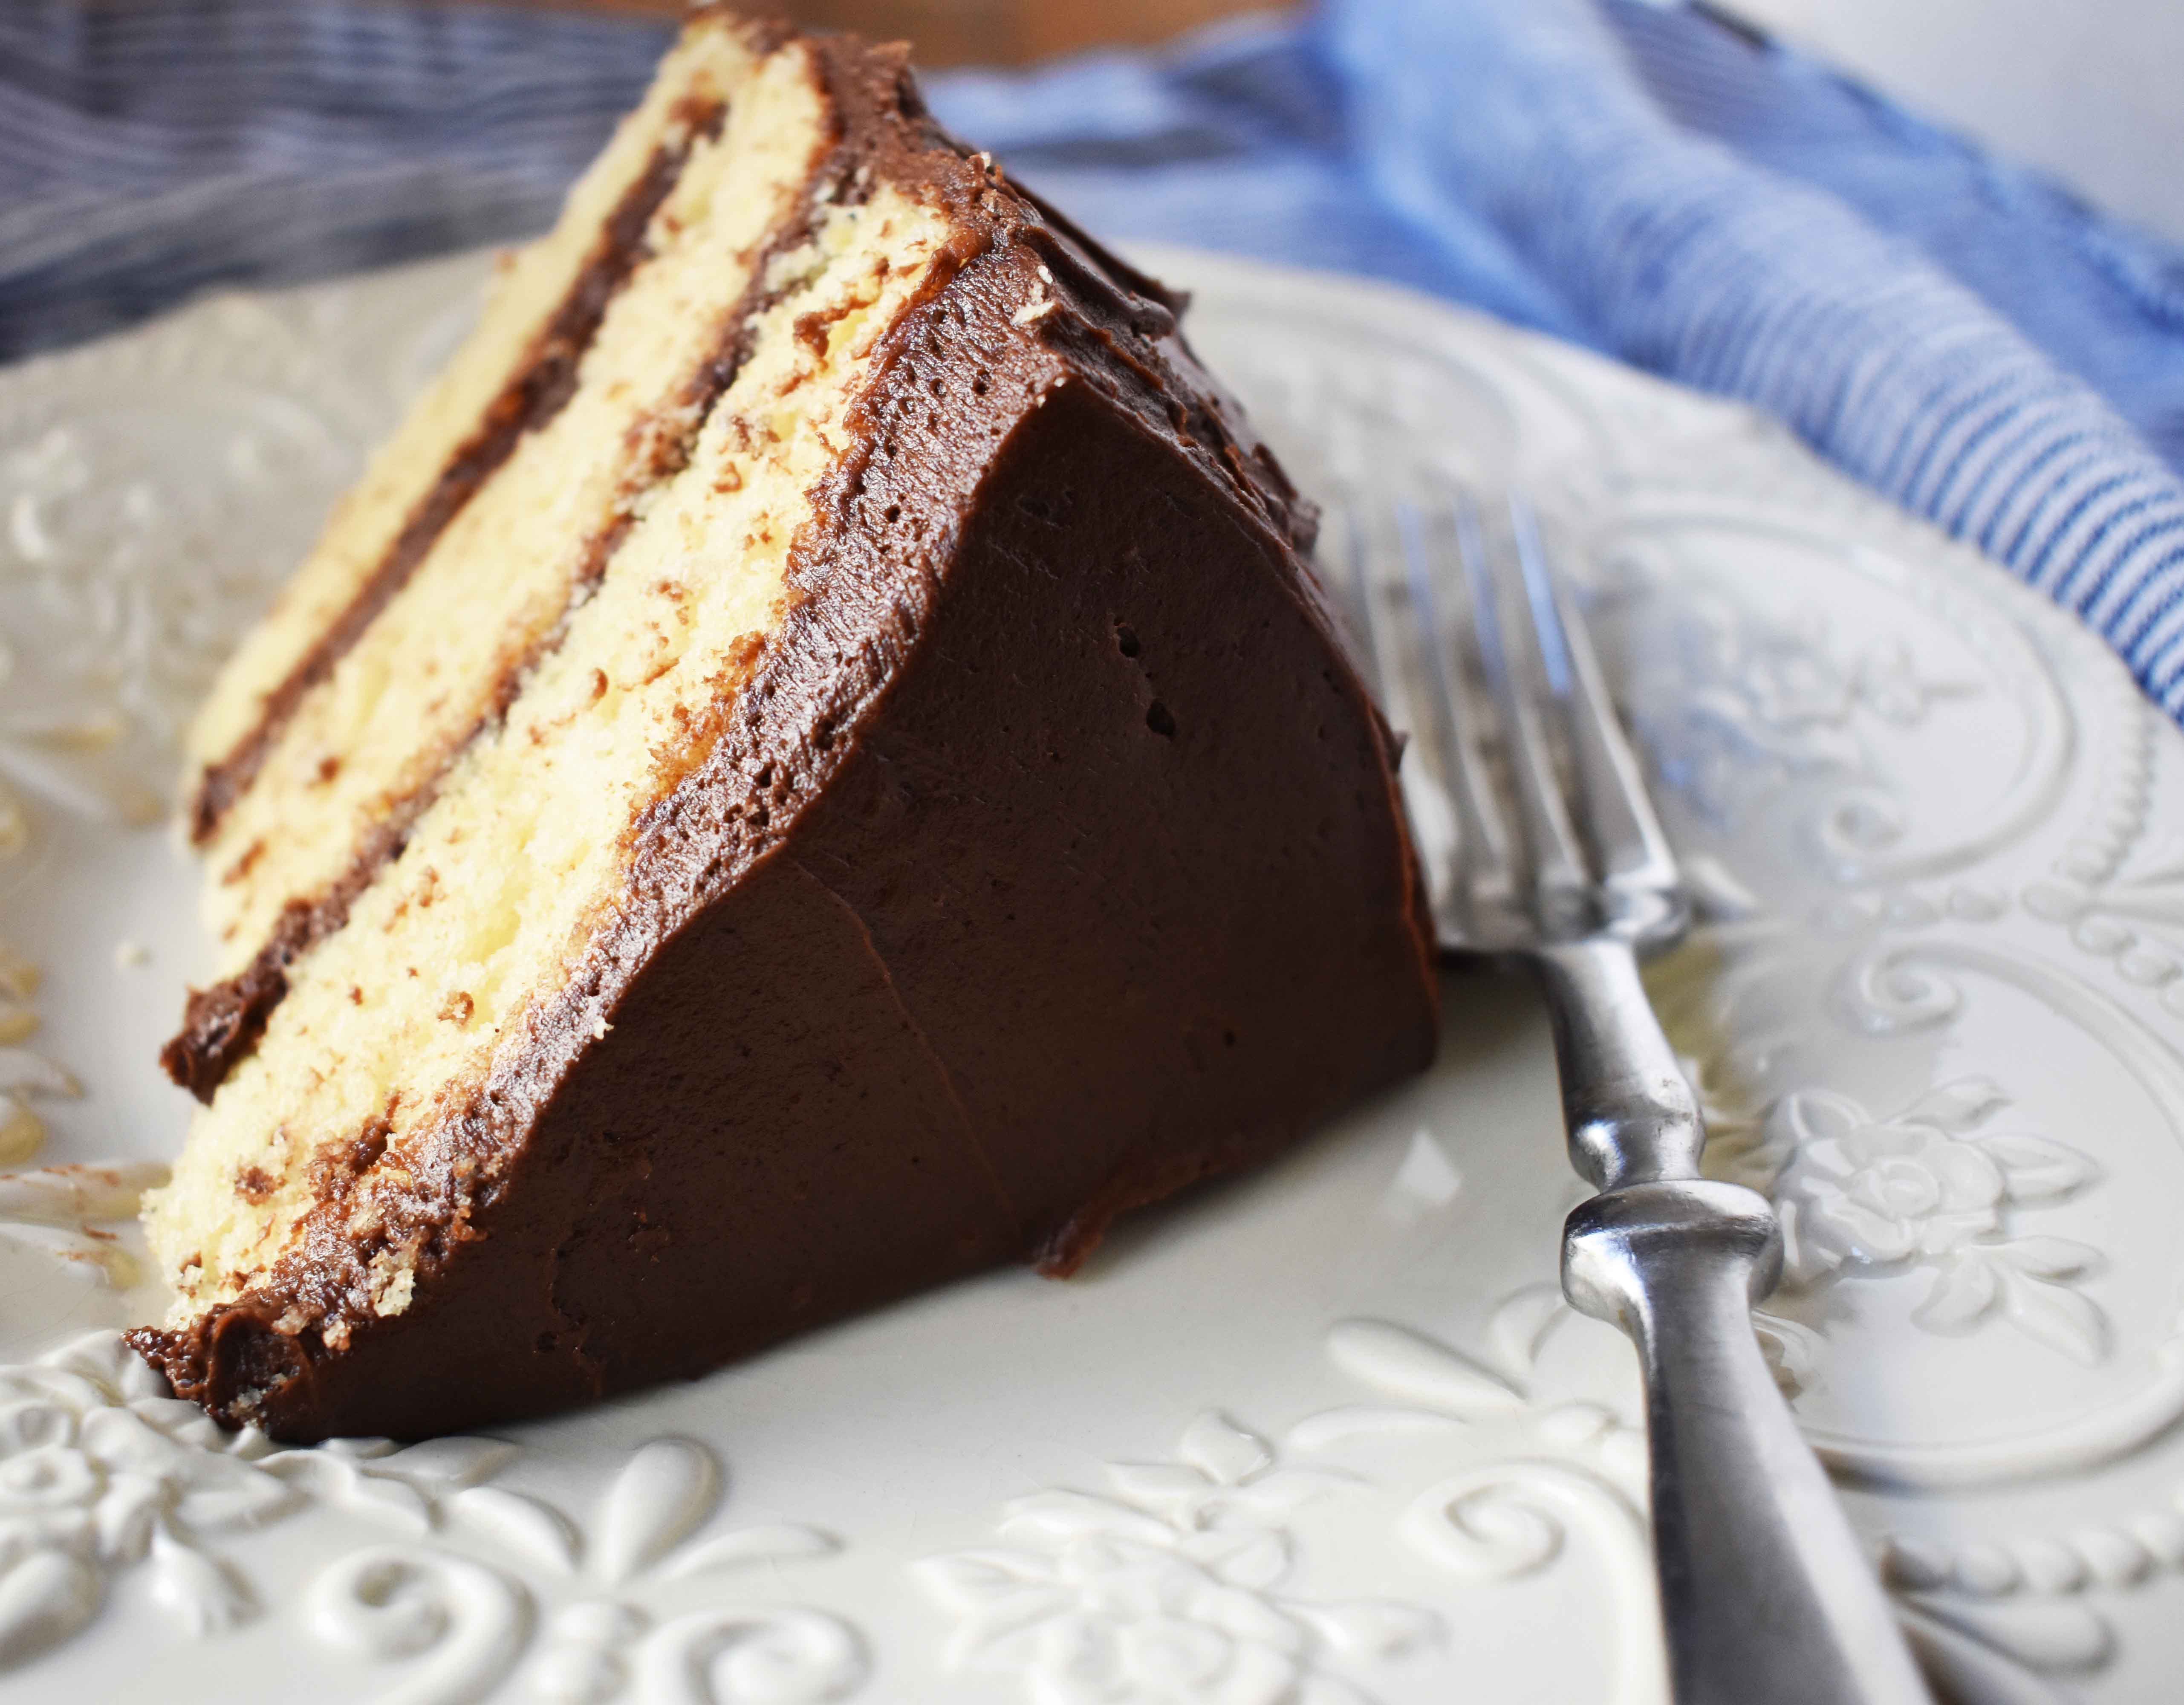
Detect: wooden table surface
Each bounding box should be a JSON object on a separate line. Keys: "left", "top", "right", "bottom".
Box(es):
{"left": 467, "top": 0, "right": 1274, "bottom": 66}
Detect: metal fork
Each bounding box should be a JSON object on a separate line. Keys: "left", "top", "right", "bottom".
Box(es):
{"left": 1339, "top": 488, "right": 1934, "bottom": 1705}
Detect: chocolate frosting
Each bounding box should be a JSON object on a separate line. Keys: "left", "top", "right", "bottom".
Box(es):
{"left": 133, "top": 27, "right": 1439, "bottom": 1440}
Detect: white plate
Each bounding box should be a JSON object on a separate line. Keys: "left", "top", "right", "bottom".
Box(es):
{"left": 0, "top": 244, "right": 2178, "bottom": 1704}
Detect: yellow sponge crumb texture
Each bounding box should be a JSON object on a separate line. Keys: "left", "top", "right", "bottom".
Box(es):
{"left": 145, "top": 185, "right": 953, "bottom": 1326}
{"left": 198, "top": 41, "right": 830, "bottom": 973}
{"left": 183, "top": 13, "right": 753, "bottom": 785}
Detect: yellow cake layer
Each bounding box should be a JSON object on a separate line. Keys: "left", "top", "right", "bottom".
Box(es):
{"left": 146, "top": 184, "right": 956, "bottom": 1329}
{"left": 199, "top": 40, "right": 830, "bottom": 972}
{"left": 183, "top": 14, "right": 759, "bottom": 795}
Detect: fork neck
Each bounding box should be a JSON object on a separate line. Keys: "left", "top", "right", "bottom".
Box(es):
{"left": 1526, "top": 937, "right": 1704, "bottom": 1190}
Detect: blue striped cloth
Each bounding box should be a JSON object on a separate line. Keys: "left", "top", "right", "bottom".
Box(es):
{"left": 9, "top": 1, "right": 2184, "bottom": 720}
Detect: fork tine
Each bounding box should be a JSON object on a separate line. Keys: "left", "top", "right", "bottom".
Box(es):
{"left": 1339, "top": 497, "right": 1463, "bottom": 930}
{"left": 1402, "top": 497, "right": 1523, "bottom": 938}
{"left": 1459, "top": 495, "right": 1594, "bottom": 937}
{"left": 1507, "top": 498, "right": 1681, "bottom": 913}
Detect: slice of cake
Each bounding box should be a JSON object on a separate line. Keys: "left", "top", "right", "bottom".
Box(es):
{"left": 133, "top": 10, "right": 1439, "bottom": 1441}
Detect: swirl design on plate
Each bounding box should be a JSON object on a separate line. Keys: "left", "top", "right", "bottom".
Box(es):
{"left": 0, "top": 1330, "right": 294, "bottom": 1667}
{"left": 634, "top": 1607, "right": 865, "bottom": 1705}
{"left": 1301, "top": 1297, "right": 1664, "bottom": 1705}
{"left": 308, "top": 1549, "right": 531, "bottom": 1705}
{"left": 0, "top": 1325, "right": 859, "bottom": 1698}
{"left": 916, "top": 1409, "right": 1440, "bottom": 1705}
{"left": 300, "top": 1435, "right": 852, "bottom": 1705}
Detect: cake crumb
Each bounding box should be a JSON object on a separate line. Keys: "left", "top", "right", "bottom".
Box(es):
{"left": 114, "top": 939, "right": 150, "bottom": 969}
{"left": 369, "top": 1251, "right": 416, "bottom": 1317}
{"left": 220, "top": 838, "right": 266, "bottom": 884}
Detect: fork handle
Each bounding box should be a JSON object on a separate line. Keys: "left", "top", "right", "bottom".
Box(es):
{"left": 1565, "top": 1183, "right": 1932, "bottom": 1705}
{"left": 1535, "top": 941, "right": 1934, "bottom": 1705}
